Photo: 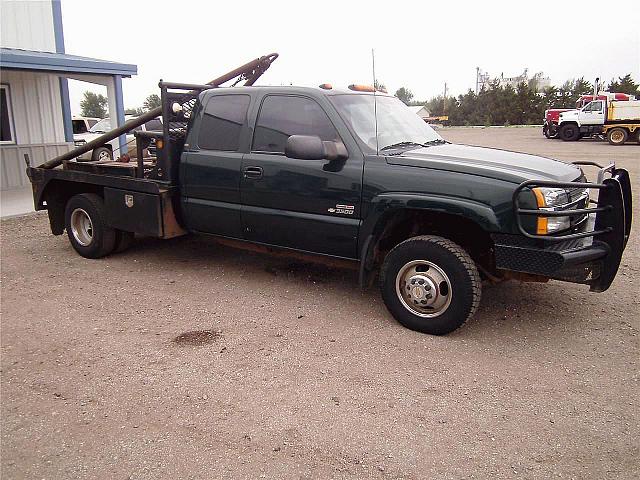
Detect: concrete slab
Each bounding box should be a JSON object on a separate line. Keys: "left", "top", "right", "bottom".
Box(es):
{"left": 1, "top": 187, "right": 35, "bottom": 218}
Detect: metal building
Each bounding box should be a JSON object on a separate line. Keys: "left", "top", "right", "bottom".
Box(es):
{"left": 0, "top": 0, "right": 136, "bottom": 197}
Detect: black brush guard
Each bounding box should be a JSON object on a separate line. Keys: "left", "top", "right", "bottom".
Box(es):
{"left": 497, "top": 162, "right": 632, "bottom": 292}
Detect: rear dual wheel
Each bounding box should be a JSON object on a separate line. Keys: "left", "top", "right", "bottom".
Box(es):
{"left": 606, "top": 127, "right": 628, "bottom": 146}
{"left": 65, "top": 193, "right": 134, "bottom": 258}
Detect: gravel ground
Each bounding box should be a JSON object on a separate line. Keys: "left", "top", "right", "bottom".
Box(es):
{"left": 1, "top": 127, "right": 638, "bottom": 479}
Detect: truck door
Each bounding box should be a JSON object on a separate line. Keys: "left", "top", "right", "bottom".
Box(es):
{"left": 240, "top": 94, "right": 363, "bottom": 259}
{"left": 581, "top": 100, "right": 605, "bottom": 125}
{"left": 180, "top": 94, "right": 251, "bottom": 238}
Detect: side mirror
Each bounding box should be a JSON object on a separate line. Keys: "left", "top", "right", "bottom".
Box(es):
{"left": 285, "top": 135, "right": 348, "bottom": 161}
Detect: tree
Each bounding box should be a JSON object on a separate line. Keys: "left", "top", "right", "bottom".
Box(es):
{"left": 608, "top": 74, "right": 640, "bottom": 96}
{"left": 395, "top": 87, "right": 414, "bottom": 105}
{"left": 143, "top": 94, "right": 161, "bottom": 111}
{"left": 80, "top": 91, "right": 107, "bottom": 118}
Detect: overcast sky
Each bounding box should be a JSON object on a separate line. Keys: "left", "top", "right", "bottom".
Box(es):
{"left": 62, "top": 0, "right": 640, "bottom": 116}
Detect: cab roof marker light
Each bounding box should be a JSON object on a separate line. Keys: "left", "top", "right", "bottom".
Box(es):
{"left": 318, "top": 83, "right": 332, "bottom": 90}
{"left": 348, "top": 84, "right": 376, "bottom": 92}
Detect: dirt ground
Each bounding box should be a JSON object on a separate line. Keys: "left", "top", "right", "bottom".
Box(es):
{"left": 1, "top": 127, "right": 638, "bottom": 479}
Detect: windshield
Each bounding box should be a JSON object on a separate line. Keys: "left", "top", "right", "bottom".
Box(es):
{"left": 330, "top": 94, "right": 442, "bottom": 153}
{"left": 89, "top": 118, "right": 112, "bottom": 133}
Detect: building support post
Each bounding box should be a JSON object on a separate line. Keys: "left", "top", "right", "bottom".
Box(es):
{"left": 106, "top": 75, "right": 127, "bottom": 155}
{"left": 113, "top": 75, "right": 127, "bottom": 155}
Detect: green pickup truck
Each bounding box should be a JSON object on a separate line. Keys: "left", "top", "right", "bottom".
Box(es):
{"left": 27, "top": 79, "right": 632, "bottom": 335}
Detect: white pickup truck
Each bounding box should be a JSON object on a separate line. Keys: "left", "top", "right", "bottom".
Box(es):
{"left": 73, "top": 116, "right": 163, "bottom": 160}
{"left": 557, "top": 92, "right": 639, "bottom": 145}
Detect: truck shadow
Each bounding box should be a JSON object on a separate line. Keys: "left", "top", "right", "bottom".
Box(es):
{"left": 118, "top": 234, "right": 596, "bottom": 338}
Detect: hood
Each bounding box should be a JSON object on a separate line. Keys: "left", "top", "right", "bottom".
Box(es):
{"left": 386, "top": 143, "right": 582, "bottom": 184}
{"left": 74, "top": 132, "right": 103, "bottom": 142}
{"left": 558, "top": 109, "right": 580, "bottom": 120}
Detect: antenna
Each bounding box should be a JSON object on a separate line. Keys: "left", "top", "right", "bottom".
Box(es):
{"left": 372, "top": 48, "right": 379, "bottom": 155}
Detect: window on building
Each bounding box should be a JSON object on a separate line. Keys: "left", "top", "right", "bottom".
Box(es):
{"left": 198, "top": 95, "right": 250, "bottom": 151}
{"left": 1, "top": 85, "right": 15, "bottom": 143}
{"left": 252, "top": 95, "right": 340, "bottom": 154}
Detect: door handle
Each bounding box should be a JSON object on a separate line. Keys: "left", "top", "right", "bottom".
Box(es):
{"left": 243, "top": 166, "right": 263, "bottom": 178}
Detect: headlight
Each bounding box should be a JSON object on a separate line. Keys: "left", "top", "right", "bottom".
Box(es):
{"left": 532, "top": 187, "right": 571, "bottom": 234}
{"left": 533, "top": 187, "right": 569, "bottom": 207}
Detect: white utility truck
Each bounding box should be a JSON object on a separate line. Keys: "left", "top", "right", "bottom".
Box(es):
{"left": 557, "top": 92, "right": 639, "bottom": 145}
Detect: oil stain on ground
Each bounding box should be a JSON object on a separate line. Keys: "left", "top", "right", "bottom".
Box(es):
{"left": 172, "top": 330, "right": 221, "bottom": 346}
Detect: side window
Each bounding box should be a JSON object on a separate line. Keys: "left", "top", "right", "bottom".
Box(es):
{"left": 592, "top": 101, "right": 603, "bottom": 112}
{"left": 198, "top": 94, "right": 250, "bottom": 151}
{"left": 252, "top": 95, "right": 339, "bottom": 154}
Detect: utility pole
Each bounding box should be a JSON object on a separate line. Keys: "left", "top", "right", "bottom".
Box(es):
{"left": 443, "top": 82, "right": 448, "bottom": 115}
{"left": 476, "top": 67, "right": 480, "bottom": 94}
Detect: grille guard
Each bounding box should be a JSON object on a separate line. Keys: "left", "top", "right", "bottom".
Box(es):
{"left": 512, "top": 162, "right": 632, "bottom": 292}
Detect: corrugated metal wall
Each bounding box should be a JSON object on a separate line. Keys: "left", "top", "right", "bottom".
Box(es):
{"left": 0, "top": 143, "right": 71, "bottom": 189}
{"left": 0, "top": 0, "right": 56, "bottom": 52}
{"left": 1, "top": 70, "right": 71, "bottom": 189}
{"left": 2, "top": 70, "right": 66, "bottom": 144}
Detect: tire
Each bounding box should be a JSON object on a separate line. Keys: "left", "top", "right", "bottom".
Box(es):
{"left": 64, "top": 193, "right": 116, "bottom": 258}
{"left": 380, "top": 235, "right": 481, "bottom": 335}
{"left": 114, "top": 230, "right": 135, "bottom": 253}
{"left": 559, "top": 123, "right": 580, "bottom": 141}
{"left": 91, "top": 146, "right": 113, "bottom": 161}
{"left": 606, "top": 127, "right": 628, "bottom": 146}
{"left": 543, "top": 124, "right": 557, "bottom": 139}
{"left": 543, "top": 125, "right": 550, "bottom": 138}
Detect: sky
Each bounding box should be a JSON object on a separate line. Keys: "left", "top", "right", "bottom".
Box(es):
{"left": 61, "top": 0, "right": 640, "bottom": 116}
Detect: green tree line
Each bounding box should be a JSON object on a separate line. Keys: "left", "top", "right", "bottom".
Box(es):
{"left": 80, "top": 92, "right": 161, "bottom": 118}
{"left": 396, "top": 74, "right": 639, "bottom": 126}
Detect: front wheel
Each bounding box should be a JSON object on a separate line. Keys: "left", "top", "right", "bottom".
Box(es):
{"left": 606, "top": 127, "right": 628, "bottom": 145}
{"left": 543, "top": 124, "right": 557, "bottom": 138}
{"left": 92, "top": 146, "right": 113, "bottom": 161}
{"left": 559, "top": 123, "right": 580, "bottom": 141}
{"left": 65, "top": 193, "right": 116, "bottom": 258}
{"left": 380, "top": 236, "right": 481, "bottom": 335}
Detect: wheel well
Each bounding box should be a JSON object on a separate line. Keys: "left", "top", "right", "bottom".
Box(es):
{"left": 41, "top": 180, "right": 104, "bottom": 235}
{"left": 369, "top": 209, "right": 494, "bottom": 276}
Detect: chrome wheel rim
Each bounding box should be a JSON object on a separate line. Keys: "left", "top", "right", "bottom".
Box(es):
{"left": 396, "top": 260, "right": 452, "bottom": 318}
{"left": 70, "top": 208, "right": 93, "bottom": 246}
{"left": 611, "top": 131, "right": 624, "bottom": 143}
{"left": 98, "top": 150, "right": 110, "bottom": 161}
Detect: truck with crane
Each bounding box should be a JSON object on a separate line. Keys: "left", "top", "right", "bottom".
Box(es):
{"left": 24, "top": 54, "right": 632, "bottom": 335}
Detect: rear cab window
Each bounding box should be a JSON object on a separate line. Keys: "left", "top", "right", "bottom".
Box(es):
{"left": 252, "top": 95, "right": 340, "bottom": 154}
{"left": 198, "top": 95, "right": 251, "bottom": 151}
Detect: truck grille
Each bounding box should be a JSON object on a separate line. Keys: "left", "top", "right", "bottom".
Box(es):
{"left": 562, "top": 188, "right": 590, "bottom": 228}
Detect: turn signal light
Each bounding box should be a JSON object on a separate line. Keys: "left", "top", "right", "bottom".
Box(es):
{"left": 155, "top": 139, "right": 164, "bottom": 150}
{"left": 532, "top": 188, "right": 548, "bottom": 234}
